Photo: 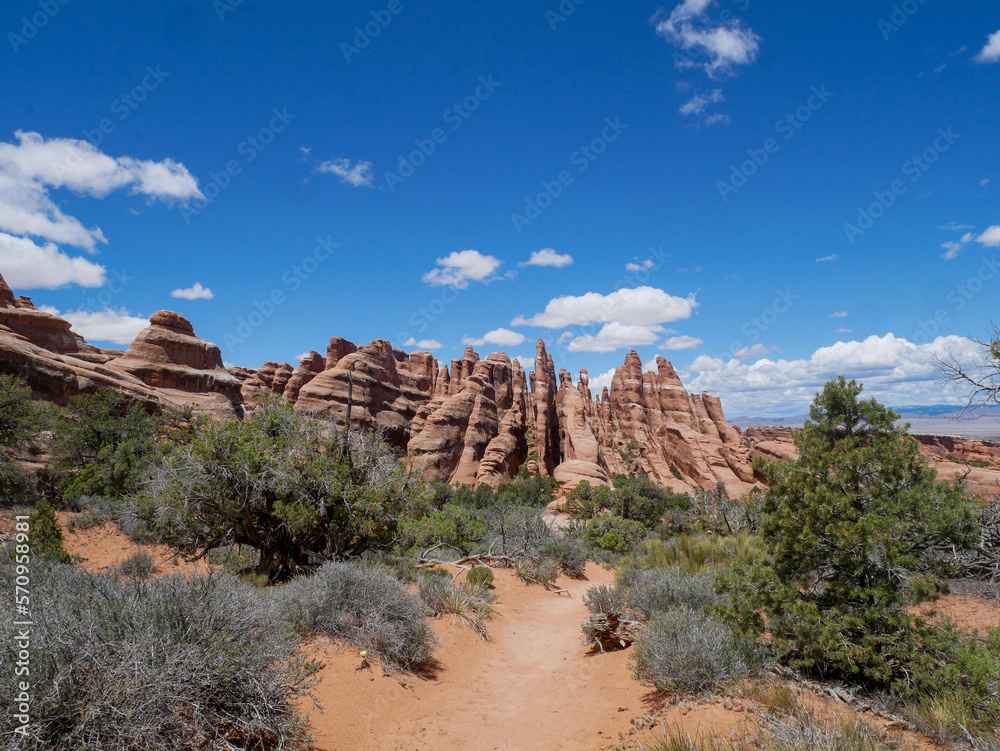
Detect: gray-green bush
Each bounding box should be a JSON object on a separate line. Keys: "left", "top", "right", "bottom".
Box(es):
{"left": 274, "top": 561, "right": 434, "bottom": 669}
{"left": 0, "top": 563, "right": 315, "bottom": 751}
{"left": 631, "top": 607, "right": 769, "bottom": 693}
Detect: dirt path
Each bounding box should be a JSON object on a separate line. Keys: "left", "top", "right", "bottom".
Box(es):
{"left": 304, "top": 564, "right": 653, "bottom": 751}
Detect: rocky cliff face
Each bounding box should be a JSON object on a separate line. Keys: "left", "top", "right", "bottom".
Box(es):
{"left": 0, "top": 273, "right": 242, "bottom": 415}
{"left": 7, "top": 269, "right": 995, "bottom": 499}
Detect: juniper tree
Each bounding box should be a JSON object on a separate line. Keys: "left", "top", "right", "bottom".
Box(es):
{"left": 720, "top": 376, "right": 979, "bottom": 692}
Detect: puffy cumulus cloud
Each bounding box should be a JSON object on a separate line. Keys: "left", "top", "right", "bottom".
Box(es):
{"left": 974, "top": 29, "right": 1000, "bottom": 63}
{"left": 588, "top": 367, "right": 619, "bottom": 394}
{"left": 316, "top": 158, "right": 374, "bottom": 188}
{"left": 512, "top": 286, "right": 697, "bottom": 328}
{"left": 654, "top": 0, "right": 761, "bottom": 78}
{"left": 170, "top": 282, "right": 214, "bottom": 300}
{"left": 684, "top": 333, "right": 980, "bottom": 415}
{"left": 0, "top": 232, "right": 106, "bottom": 289}
{"left": 661, "top": 335, "right": 703, "bottom": 350}
{"left": 0, "top": 131, "right": 202, "bottom": 251}
{"left": 566, "top": 322, "right": 666, "bottom": 353}
{"left": 977, "top": 226, "right": 1000, "bottom": 247}
{"left": 462, "top": 327, "right": 526, "bottom": 348}
{"left": 519, "top": 248, "right": 573, "bottom": 268}
{"left": 40, "top": 305, "right": 149, "bottom": 346}
{"left": 422, "top": 250, "right": 503, "bottom": 289}
{"left": 403, "top": 337, "right": 443, "bottom": 350}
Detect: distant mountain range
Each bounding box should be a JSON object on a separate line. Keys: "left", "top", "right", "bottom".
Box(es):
{"left": 731, "top": 405, "right": 1000, "bottom": 441}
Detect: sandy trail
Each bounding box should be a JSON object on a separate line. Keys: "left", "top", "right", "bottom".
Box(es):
{"left": 305, "top": 564, "right": 652, "bottom": 751}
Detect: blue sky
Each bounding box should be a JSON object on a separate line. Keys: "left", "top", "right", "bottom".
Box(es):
{"left": 1, "top": 0, "right": 998, "bottom": 415}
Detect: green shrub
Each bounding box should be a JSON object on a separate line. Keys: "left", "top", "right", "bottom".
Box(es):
{"left": 398, "top": 502, "right": 486, "bottom": 556}
{"left": 466, "top": 566, "right": 494, "bottom": 588}
{"left": 583, "top": 584, "right": 630, "bottom": 616}
{"left": 274, "top": 561, "right": 434, "bottom": 669}
{"left": 538, "top": 536, "right": 589, "bottom": 577}
{"left": 631, "top": 606, "right": 769, "bottom": 693}
{"left": 576, "top": 515, "right": 646, "bottom": 555}
{"left": 0, "top": 563, "right": 315, "bottom": 750}
{"left": 720, "top": 377, "right": 981, "bottom": 695}
{"left": 28, "top": 500, "right": 71, "bottom": 564}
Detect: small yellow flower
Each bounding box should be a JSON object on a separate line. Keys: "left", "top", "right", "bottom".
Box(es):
{"left": 360, "top": 650, "right": 367, "bottom": 658}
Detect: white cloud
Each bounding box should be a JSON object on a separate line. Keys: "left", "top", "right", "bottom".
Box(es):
{"left": 974, "top": 29, "right": 1000, "bottom": 63}
{"left": 685, "top": 333, "right": 980, "bottom": 416}
{"left": 982, "top": 178, "right": 991, "bottom": 186}
{"left": 316, "top": 158, "right": 374, "bottom": 188}
{"left": 461, "top": 328, "right": 526, "bottom": 348}
{"left": 654, "top": 0, "right": 761, "bottom": 78}
{"left": 403, "top": 337, "right": 444, "bottom": 350}
{"left": 556, "top": 331, "right": 574, "bottom": 345}
{"left": 940, "top": 221, "right": 974, "bottom": 231}
{"left": 704, "top": 113, "right": 730, "bottom": 126}
{"left": 566, "top": 322, "right": 666, "bottom": 353}
{"left": 835, "top": 328, "right": 853, "bottom": 334}
{"left": 626, "top": 259, "right": 655, "bottom": 273}
{"left": 519, "top": 248, "right": 573, "bottom": 268}
{"left": 816, "top": 254, "right": 838, "bottom": 262}
{"left": 0, "top": 131, "right": 202, "bottom": 251}
{"left": 512, "top": 286, "right": 697, "bottom": 328}
{"left": 588, "top": 367, "right": 619, "bottom": 394}
{"left": 422, "top": 250, "right": 503, "bottom": 289}
{"left": 661, "top": 335, "right": 703, "bottom": 350}
{"left": 170, "top": 282, "right": 214, "bottom": 300}
{"left": 734, "top": 343, "right": 777, "bottom": 359}
{"left": 679, "top": 89, "right": 725, "bottom": 117}
{"left": 829, "top": 311, "right": 848, "bottom": 318}
{"left": 941, "top": 241, "right": 965, "bottom": 260}
{"left": 976, "top": 226, "right": 1000, "bottom": 247}
{"left": 40, "top": 305, "right": 148, "bottom": 345}
{"left": 0, "top": 232, "right": 106, "bottom": 289}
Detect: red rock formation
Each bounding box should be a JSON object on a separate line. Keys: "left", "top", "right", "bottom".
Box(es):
{"left": 105, "top": 311, "right": 243, "bottom": 417}
{"left": 528, "top": 340, "right": 560, "bottom": 477}
{"left": 584, "top": 352, "right": 755, "bottom": 497}
{"left": 284, "top": 352, "right": 326, "bottom": 403}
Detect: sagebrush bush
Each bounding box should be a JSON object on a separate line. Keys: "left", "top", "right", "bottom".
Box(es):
{"left": 538, "top": 536, "right": 589, "bottom": 577}
{"left": 620, "top": 567, "right": 724, "bottom": 618}
{"left": 631, "top": 606, "right": 769, "bottom": 693}
{"left": 583, "top": 584, "right": 630, "bottom": 616}
{"left": 114, "top": 549, "right": 156, "bottom": 582}
{"left": 274, "top": 561, "right": 434, "bottom": 668}
{"left": 0, "top": 563, "right": 315, "bottom": 750}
